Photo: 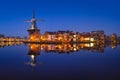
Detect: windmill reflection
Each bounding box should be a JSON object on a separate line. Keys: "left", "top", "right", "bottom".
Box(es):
{"left": 27, "top": 44, "right": 41, "bottom": 67}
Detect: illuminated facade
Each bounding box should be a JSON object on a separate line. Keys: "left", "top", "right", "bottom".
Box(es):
{"left": 25, "top": 12, "right": 119, "bottom": 44}
{"left": 25, "top": 11, "right": 41, "bottom": 42}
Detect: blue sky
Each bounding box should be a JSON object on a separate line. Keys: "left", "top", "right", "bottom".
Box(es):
{"left": 0, "top": 0, "right": 120, "bottom": 37}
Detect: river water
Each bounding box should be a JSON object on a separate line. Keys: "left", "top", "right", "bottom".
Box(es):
{"left": 0, "top": 43, "right": 120, "bottom": 80}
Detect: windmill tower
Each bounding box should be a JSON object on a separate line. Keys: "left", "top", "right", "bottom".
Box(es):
{"left": 25, "top": 11, "right": 43, "bottom": 42}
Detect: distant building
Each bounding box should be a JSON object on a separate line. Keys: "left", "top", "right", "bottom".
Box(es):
{"left": 111, "top": 33, "right": 117, "bottom": 43}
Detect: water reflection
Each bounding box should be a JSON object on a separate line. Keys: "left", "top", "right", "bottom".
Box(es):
{"left": 0, "top": 41, "right": 120, "bottom": 80}
{"left": 26, "top": 42, "right": 118, "bottom": 67}
{"left": 0, "top": 41, "right": 23, "bottom": 48}
{"left": 27, "top": 44, "right": 41, "bottom": 67}
{"left": 0, "top": 41, "right": 118, "bottom": 68}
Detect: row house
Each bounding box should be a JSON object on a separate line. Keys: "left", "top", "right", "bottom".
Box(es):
{"left": 91, "top": 30, "right": 105, "bottom": 43}
{"left": 29, "top": 30, "right": 106, "bottom": 43}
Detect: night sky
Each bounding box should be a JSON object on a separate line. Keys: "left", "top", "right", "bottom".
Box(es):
{"left": 0, "top": 0, "right": 120, "bottom": 37}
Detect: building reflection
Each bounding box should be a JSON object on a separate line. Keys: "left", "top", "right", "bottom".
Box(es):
{"left": 28, "top": 43, "right": 105, "bottom": 54}
{"left": 0, "top": 41, "right": 118, "bottom": 67}
{"left": 0, "top": 42, "right": 23, "bottom": 48}
{"left": 27, "top": 42, "right": 118, "bottom": 67}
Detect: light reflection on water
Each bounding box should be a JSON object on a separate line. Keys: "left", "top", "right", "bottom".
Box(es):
{"left": 0, "top": 42, "right": 120, "bottom": 80}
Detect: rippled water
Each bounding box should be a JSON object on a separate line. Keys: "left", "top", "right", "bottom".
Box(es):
{"left": 0, "top": 43, "right": 120, "bottom": 80}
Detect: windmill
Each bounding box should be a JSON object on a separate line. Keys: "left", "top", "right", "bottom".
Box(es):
{"left": 24, "top": 10, "right": 44, "bottom": 35}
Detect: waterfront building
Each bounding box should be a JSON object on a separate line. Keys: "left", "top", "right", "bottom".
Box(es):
{"left": 43, "top": 32, "right": 58, "bottom": 42}
{"left": 25, "top": 11, "right": 41, "bottom": 42}
{"left": 91, "top": 30, "right": 105, "bottom": 43}
{"left": 25, "top": 12, "right": 118, "bottom": 44}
